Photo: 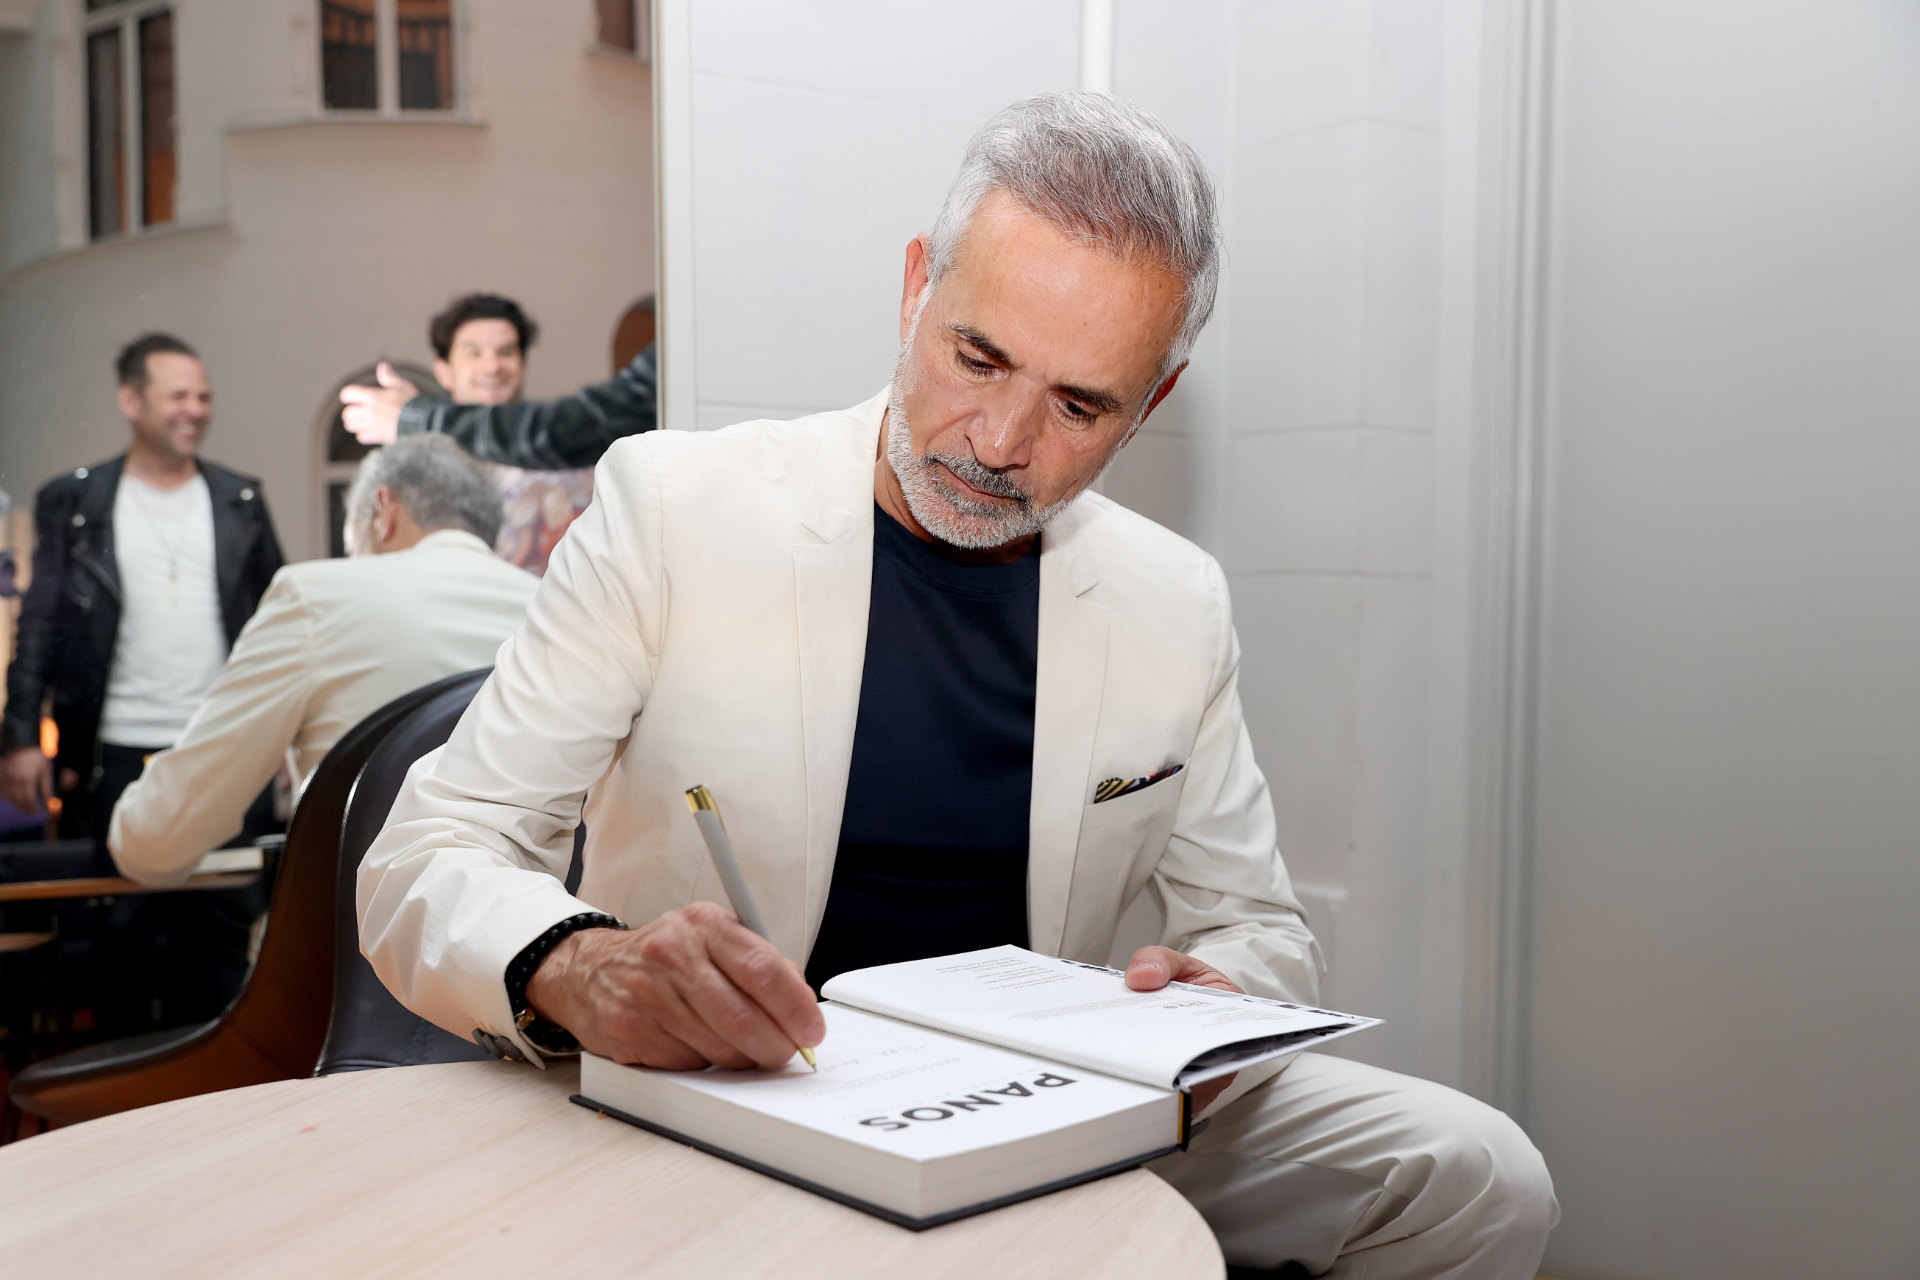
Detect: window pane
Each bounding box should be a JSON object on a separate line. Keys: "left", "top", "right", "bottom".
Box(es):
{"left": 327, "top": 480, "right": 351, "bottom": 558}
{"left": 397, "top": 0, "right": 453, "bottom": 111}
{"left": 87, "top": 27, "right": 124, "bottom": 240}
{"left": 139, "top": 12, "right": 177, "bottom": 227}
{"left": 321, "top": 0, "right": 378, "bottom": 110}
{"left": 597, "top": 0, "right": 636, "bottom": 51}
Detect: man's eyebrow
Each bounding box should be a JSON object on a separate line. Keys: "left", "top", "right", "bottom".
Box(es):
{"left": 1055, "top": 381, "right": 1125, "bottom": 415}
{"left": 949, "top": 323, "right": 1014, "bottom": 367}
{"left": 949, "top": 323, "right": 1126, "bottom": 415}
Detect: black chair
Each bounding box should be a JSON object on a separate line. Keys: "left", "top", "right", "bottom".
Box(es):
{"left": 7, "top": 672, "right": 480, "bottom": 1125}
{"left": 316, "top": 667, "right": 587, "bottom": 1073}
{"left": 317, "top": 669, "right": 495, "bottom": 1072}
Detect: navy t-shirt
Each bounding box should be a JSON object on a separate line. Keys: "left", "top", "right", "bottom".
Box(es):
{"left": 803, "top": 506, "right": 1040, "bottom": 992}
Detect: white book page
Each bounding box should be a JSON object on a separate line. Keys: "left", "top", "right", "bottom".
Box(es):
{"left": 601, "top": 1003, "right": 1170, "bottom": 1162}
{"left": 821, "top": 946, "right": 1380, "bottom": 1090}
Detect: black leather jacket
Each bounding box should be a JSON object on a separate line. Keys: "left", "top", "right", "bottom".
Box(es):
{"left": 2, "top": 455, "right": 284, "bottom": 776}
{"left": 396, "top": 343, "right": 658, "bottom": 470}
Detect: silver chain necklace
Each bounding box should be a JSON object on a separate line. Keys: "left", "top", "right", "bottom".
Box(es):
{"left": 123, "top": 476, "right": 197, "bottom": 609}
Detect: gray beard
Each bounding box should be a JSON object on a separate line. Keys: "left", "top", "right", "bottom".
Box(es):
{"left": 883, "top": 378, "right": 1084, "bottom": 551}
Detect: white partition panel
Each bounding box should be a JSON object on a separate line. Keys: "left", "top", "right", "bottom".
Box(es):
{"left": 654, "top": 0, "right": 1082, "bottom": 431}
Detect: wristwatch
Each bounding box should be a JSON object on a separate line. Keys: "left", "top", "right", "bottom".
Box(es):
{"left": 503, "top": 911, "right": 627, "bottom": 1055}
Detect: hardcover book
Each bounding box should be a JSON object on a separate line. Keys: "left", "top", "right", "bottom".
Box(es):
{"left": 576, "top": 945, "right": 1378, "bottom": 1229}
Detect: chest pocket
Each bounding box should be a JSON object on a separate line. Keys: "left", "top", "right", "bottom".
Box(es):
{"left": 1080, "top": 770, "right": 1186, "bottom": 835}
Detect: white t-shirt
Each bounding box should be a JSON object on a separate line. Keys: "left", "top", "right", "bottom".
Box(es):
{"left": 98, "top": 473, "right": 228, "bottom": 748}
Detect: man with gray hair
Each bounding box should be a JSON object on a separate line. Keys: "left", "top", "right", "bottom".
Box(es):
{"left": 111, "top": 434, "right": 537, "bottom": 887}
{"left": 359, "top": 93, "right": 1555, "bottom": 1277}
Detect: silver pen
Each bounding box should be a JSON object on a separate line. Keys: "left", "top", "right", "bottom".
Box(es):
{"left": 683, "top": 784, "right": 817, "bottom": 1068}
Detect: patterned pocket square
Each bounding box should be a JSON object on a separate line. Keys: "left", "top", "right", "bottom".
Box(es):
{"left": 1093, "top": 763, "right": 1185, "bottom": 804}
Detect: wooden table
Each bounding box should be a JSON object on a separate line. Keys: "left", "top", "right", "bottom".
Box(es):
{"left": 0, "top": 1060, "right": 1225, "bottom": 1279}
{"left": 0, "top": 846, "right": 267, "bottom": 903}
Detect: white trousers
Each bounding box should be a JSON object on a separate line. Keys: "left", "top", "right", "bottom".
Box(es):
{"left": 1147, "top": 1053, "right": 1558, "bottom": 1278}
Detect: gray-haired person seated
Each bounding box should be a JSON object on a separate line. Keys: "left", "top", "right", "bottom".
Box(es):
{"left": 357, "top": 93, "right": 1557, "bottom": 1278}
{"left": 110, "top": 435, "right": 538, "bottom": 887}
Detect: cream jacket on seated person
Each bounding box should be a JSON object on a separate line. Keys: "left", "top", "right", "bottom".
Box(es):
{"left": 359, "top": 391, "right": 1324, "bottom": 1066}
{"left": 110, "top": 529, "right": 538, "bottom": 887}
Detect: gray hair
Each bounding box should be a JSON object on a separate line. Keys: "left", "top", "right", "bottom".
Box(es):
{"left": 344, "top": 433, "right": 504, "bottom": 552}
{"left": 926, "top": 91, "right": 1221, "bottom": 380}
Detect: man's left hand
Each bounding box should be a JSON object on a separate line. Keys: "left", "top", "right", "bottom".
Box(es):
{"left": 1125, "top": 945, "right": 1244, "bottom": 1114}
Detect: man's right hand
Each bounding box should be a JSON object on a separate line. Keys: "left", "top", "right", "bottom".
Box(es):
{"left": 525, "top": 901, "right": 825, "bottom": 1071}
{"left": 338, "top": 361, "right": 420, "bottom": 446}
{"left": 1, "top": 747, "right": 53, "bottom": 814}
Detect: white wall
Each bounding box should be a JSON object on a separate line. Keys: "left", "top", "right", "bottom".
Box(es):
{"left": 677, "top": 0, "right": 1081, "bottom": 431}
{"left": 1525, "top": 2, "right": 1920, "bottom": 1276}
{"left": 0, "top": 0, "right": 655, "bottom": 563}
{"left": 1109, "top": 0, "right": 1455, "bottom": 1082}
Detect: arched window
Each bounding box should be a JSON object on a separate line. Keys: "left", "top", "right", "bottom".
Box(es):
{"left": 315, "top": 362, "right": 436, "bottom": 557}
{"left": 611, "top": 295, "right": 655, "bottom": 373}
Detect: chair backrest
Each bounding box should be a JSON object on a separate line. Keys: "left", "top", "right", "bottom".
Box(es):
{"left": 316, "top": 668, "right": 496, "bottom": 1073}
{"left": 214, "top": 669, "right": 491, "bottom": 1078}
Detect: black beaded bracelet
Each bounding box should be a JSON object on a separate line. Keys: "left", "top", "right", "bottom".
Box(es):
{"left": 504, "top": 911, "right": 627, "bottom": 1055}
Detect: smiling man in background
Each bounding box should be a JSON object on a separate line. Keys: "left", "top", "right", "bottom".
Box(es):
{"left": 1, "top": 333, "right": 282, "bottom": 850}
{"left": 1, "top": 333, "right": 283, "bottom": 1032}
{"left": 358, "top": 93, "right": 1556, "bottom": 1278}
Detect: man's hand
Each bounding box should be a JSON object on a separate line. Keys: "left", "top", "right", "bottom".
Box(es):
{"left": 1, "top": 747, "right": 52, "bottom": 814}
{"left": 525, "top": 901, "right": 825, "bottom": 1071}
{"left": 1125, "top": 945, "right": 1245, "bottom": 1114}
{"left": 338, "top": 361, "right": 420, "bottom": 446}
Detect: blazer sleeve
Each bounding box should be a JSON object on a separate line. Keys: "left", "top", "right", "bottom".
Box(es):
{"left": 357, "top": 435, "right": 668, "bottom": 1060}
{"left": 2, "top": 481, "right": 72, "bottom": 753}
{"left": 1147, "top": 556, "right": 1327, "bottom": 1008}
{"left": 108, "top": 568, "right": 316, "bottom": 886}
{"left": 395, "top": 345, "right": 658, "bottom": 471}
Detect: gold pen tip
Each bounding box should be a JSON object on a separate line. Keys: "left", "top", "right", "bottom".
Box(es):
{"left": 799, "top": 1045, "right": 817, "bottom": 1070}
{"left": 684, "top": 785, "right": 715, "bottom": 814}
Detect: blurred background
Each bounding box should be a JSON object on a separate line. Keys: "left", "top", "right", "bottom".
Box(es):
{"left": 4, "top": 1, "right": 1918, "bottom": 1276}
{"left": 0, "top": 0, "right": 656, "bottom": 562}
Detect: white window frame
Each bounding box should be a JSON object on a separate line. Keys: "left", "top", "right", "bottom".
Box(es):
{"left": 82, "top": 0, "right": 174, "bottom": 241}
{"left": 317, "top": 0, "right": 466, "bottom": 117}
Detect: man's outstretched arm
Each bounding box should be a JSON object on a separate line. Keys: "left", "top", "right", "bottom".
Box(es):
{"left": 341, "top": 346, "right": 658, "bottom": 470}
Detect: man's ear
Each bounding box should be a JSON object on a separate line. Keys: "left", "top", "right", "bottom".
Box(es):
{"left": 115, "top": 384, "right": 144, "bottom": 423}
{"left": 1123, "top": 362, "right": 1188, "bottom": 446}
{"left": 432, "top": 359, "right": 455, "bottom": 395}
{"left": 901, "top": 234, "right": 931, "bottom": 344}
{"left": 371, "top": 485, "right": 397, "bottom": 548}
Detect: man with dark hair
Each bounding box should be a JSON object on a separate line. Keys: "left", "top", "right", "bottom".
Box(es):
{"left": 110, "top": 435, "right": 535, "bottom": 886}
{"left": 340, "top": 309, "right": 656, "bottom": 470}
{"left": 3, "top": 333, "right": 283, "bottom": 840}
{"left": 1, "top": 333, "right": 283, "bottom": 1030}
{"left": 427, "top": 293, "right": 540, "bottom": 407}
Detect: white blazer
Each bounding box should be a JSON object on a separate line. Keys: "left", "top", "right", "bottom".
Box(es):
{"left": 110, "top": 530, "right": 538, "bottom": 886}
{"left": 359, "top": 392, "right": 1324, "bottom": 1061}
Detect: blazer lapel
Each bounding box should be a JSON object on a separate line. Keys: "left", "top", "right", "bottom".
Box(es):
{"left": 1028, "top": 501, "right": 1108, "bottom": 957}
{"left": 793, "top": 397, "right": 884, "bottom": 952}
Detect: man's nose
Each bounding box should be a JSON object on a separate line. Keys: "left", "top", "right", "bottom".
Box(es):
{"left": 968, "top": 389, "right": 1043, "bottom": 470}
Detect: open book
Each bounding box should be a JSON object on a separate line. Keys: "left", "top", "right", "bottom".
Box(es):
{"left": 575, "top": 945, "right": 1379, "bottom": 1228}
